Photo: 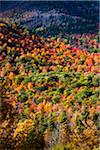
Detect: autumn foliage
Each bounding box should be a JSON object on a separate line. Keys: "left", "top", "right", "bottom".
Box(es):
{"left": 0, "top": 22, "right": 99, "bottom": 150}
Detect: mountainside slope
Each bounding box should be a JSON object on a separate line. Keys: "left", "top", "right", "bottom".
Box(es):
{"left": 0, "top": 22, "right": 99, "bottom": 149}
{"left": 0, "top": 1, "right": 99, "bottom": 36}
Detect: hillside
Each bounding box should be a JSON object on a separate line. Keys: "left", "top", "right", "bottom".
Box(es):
{"left": 0, "top": 22, "right": 99, "bottom": 150}
{"left": 0, "top": 1, "right": 99, "bottom": 36}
